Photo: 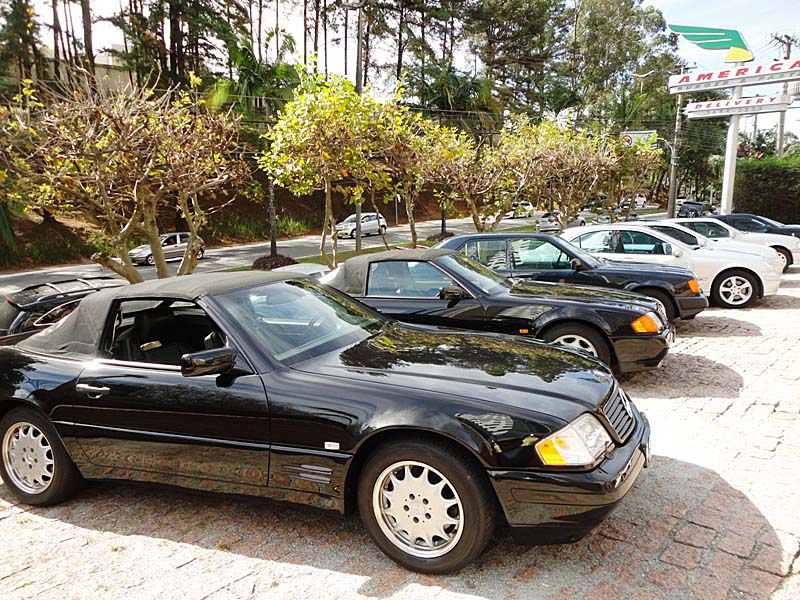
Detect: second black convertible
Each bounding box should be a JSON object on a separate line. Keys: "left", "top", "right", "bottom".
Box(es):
{"left": 0, "top": 272, "right": 649, "bottom": 574}
{"left": 324, "top": 249, "right": 675, "bottom": 374}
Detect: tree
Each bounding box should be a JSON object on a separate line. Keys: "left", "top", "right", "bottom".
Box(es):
{"left": 0, "top": 78, "right": 249, "bottom": 282}
{"left": 0, "top": 0, "right": 45, "bottom": 81}
{"left": 260, "top": 75, "right": 385, "bottom": 268}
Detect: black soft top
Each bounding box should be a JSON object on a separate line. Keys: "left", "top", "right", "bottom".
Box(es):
{"left": 325, "top": 248, "right": 454, "bottom": 297}
{"left": 7, "top": 277, "right": 122, "bottom": 309}
{"left": 17, "top": 271, "right": 297, "bottom": 358}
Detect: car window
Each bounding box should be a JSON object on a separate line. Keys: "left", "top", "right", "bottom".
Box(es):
{"left": 215, "top": 280, "right": 384, "bottom": 366}
{"left": 179, "top": 234, "right": 190, "bottom": 243}
{"left": 649, "top": 225, "right": 699, "bottom": 246}
{"left": 573, "top": 230, "right": 618, "bottom": 253}
{"left": 463, "top": 239, "right": 508, "bottom": 270}
{"left": 366, "top": 261, "right": 455, "bottom": 298}
{"left": 734, "top": 217, "right": 769, "bottom": 232}
{"left": 619, "top": 231, "right": 672, "bottom": 255}
{"left": 681, "top": 221, "right": 730, "bottom": 238}
{"left": 509, "top": 239, "right": 572, "bottom": 269}
{"left": 106, "top": 299, "right": 221, "bottom": 366}
{"left": 32, "top": 299, "right": 80, "bottom": 328}
{"left": 436, "top": 254, "right": 510, "bottom": 295}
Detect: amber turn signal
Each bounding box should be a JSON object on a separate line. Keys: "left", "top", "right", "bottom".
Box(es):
{"left": 687, "top": 279, "right": 700, "bottom": 293}
{"left": 631, "top": 313, "right": 660, "bottom": 334}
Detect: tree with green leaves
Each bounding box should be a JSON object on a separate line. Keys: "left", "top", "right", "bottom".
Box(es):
{"left": 0, "top": 0, "right": 45, "bottom": 81}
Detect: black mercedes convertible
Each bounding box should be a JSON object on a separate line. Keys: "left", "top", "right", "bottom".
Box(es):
{"left": 324, "top": 249, "right": 675, "bottom": 374}
{"left": 0, "top": 272, "right": 650, "bottom": 573}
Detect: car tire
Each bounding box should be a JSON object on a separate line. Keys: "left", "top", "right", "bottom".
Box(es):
{"left": 358, "top": 439, "right": 496, "bottom": 574}
{"left": 639, "top": 288, "right": 677, "bottom": 322}
{"left": 196, "top": 247, "right": 205, "bottom": 260}
{"left": 711, "top": 270, "right": 759, "bottom": 309}
{"left": 0, "top": 407, "right": 82, "bottom": 506}
{"left": 350, "top": 230, "right": 357, "bottom": 239}
{"left": 380, "top": 225, "right": 387, "bottom": 235}
{"left": 145, "top": 254, "right": 155, "bottom": 266}
{"left": 540, "top": 323, "right": 612, "bottom": 365}
{"left": 773, "top": 247, "right": 791, "bottom": 273}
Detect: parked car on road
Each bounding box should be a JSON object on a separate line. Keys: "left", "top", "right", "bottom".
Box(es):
{"left": 537, "top": 211, "right": 562, "bottom": 233}
{"left": 714, "top": 213, "right": 800, "bottom": 241}
{"left": 0, "top": 277, "right": 122, "bottom": 339}
{"left": 503, "top": 201, "right": 535, "bottom": 219}
{"left": 435, "top": 233, "right": 707, "bottom": 321}
{"left": 335, "top": 212, "right": 388, "bottom": 238}
{"left": 677, "top": 200, "right": 714, "bottom": 218}
{"left": 128, "top": 232, "right": 205, "bottom": 266}
{"left": 0, "top": 271, "right": 650, "bottom": 574}
{"left": 561, "top": 224, "right": 781, "bottom": 309}
{"left": 325, "top": 249, "right": 674, "bottom": 373}
{"left": 670, "top": 217, "right": 800, "bottom": 272}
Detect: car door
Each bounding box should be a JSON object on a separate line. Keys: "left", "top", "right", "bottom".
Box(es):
{"left": 360, "top": 260, "right": 486, "bottom": 329}
{"left": 364, "top": 214, "right": 378, "bottom": 235}
{"left": 462, "top": 238, "right": 511, "bottom": 276}
{"left": 72, "top": 298, "right": 270, "bottom": 488}
{"left": 160, "top": 234, "right": 179, "bottom": 259}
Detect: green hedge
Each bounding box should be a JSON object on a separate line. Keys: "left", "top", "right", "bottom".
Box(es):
{"left": 734, "top": 157, "right": 800, "bottom": 222}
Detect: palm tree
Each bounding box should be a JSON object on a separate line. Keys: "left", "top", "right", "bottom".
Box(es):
{"left": 208, "top": 34, "right": 300, "bottom": 256}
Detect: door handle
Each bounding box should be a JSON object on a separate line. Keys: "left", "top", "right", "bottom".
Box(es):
{"left": 76, "top": 383, "right": 110, "bottom": 398}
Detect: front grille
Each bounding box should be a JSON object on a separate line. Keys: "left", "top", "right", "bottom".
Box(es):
{"left": 654, "top": 300, "right": 668, "bottom": 324}
{"left": 602, "top": 389, "right": 636, "bottom": 443}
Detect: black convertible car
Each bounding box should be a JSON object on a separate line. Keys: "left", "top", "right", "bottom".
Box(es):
{"left": 435, "top": 233, "right": 708, "bottom": 321}
{"left": 324, "top": 249, "right": 674, "bottom": 373}
{"left": 0, "top": 272, "right": 649, "bottom": 573}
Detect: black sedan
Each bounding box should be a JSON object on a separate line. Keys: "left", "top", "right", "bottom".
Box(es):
{"left": 0, "top": 271, "right": 649, "bottom": 573}
{"left": 324, "top": 249, "right": 675, "bottom": 374}
{"left": 435, "top": 233, "right": 707, "bottom": 322}
{"left": 714, "top": 213, "right": 800, "bottom": 239}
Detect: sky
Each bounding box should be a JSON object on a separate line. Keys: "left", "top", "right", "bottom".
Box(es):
{"left": 32, "top": 0, "right": 800, "bottom": 137}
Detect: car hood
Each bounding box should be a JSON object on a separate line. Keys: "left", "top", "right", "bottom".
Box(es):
{"left": 292, "top": 323, "right": 616, "bottom": 423}
{"left": 504, "top": 281, "right": 658, "bottom": 314}
{"left": 129, "top": 243, "right": 151, "bottom": 254}
{"left": 775, "top": 225, "right": 800, "bottom": 235}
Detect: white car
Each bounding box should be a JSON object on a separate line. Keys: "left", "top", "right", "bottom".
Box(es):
{"left": 336, "top": 212, "right": 387, "bottom": 238}
{"left": 503, "top": 201, "right": 535, "bottom": 219}
{"left": 668, "top": 217, "right": 800, "bottom": 273}
{"left": 636, "top": 222, "right": 784, "bottom": 275}
{"left": 561, "top": 224, "right": 781, "bottom": 309}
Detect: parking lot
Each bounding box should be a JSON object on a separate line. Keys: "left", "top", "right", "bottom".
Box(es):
{"left": 1, "top": 270, "right": 798, "bottom": 600}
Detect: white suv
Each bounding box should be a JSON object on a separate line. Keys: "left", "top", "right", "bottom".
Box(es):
{"left": 561, "top": 223, "right": 781, "bottom": 309}
{"left": 336, "top": 213, "right": 388, "bottom": 238}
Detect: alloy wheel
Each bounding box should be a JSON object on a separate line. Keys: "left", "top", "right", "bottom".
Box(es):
{"left": 372, "top": 461, "right": 464, "bottom": 559}
{"left": 719, "top": 275, "right": 753, "bottom": 306}
{"left": 2, "top": 422, "right": 55, "bottom": 495}
{"left": 551, "top": 334, "right": 598, "bottom": 357}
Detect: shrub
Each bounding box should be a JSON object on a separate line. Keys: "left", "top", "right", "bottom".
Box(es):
{"left": 426, "top": 231, "right": 455, "bottom": 242}
{"left": 252, "top": 254, "right": 298, "bottom": 270}
{"left": 277, "top": 214, "right": 310, "bottom": 237}
{"left": 734, "top": 157, "right": 800, "bottom": 223}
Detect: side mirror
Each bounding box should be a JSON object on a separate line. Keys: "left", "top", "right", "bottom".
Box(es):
{"left": 181, "top": 348, "right": 237, "bottom": 377}
{"left": 570, "top": 258, "right": 586, "bottom": 272}
{"left": 671, "top": 247, "right": 683, "bottom": 258}
{"left": 697, "top": 238, "right": 707, "bottom": 247}
{"left": 439, "top": 286, "right": 467, "bottom": 302}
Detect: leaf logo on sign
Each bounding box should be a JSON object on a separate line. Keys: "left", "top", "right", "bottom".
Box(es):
{"left": 669, "top": 24, "right": 754, "bottom": 63}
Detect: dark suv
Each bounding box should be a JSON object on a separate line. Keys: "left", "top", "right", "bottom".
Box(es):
{"left": 435, "top": 233, "right": 708, "bottom": 321}
{"left": 0, "top": 277, "right": 122, "bottom": 339}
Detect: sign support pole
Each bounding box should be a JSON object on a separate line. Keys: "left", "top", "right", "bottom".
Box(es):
{"left": 720, "top": 67, "right": 743, "bottom": 216}
{"left": 667, "top": 64, "right": 685, "bottom": 219}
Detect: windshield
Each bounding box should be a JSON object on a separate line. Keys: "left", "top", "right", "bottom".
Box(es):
{"left": 341, "top": 215, "right": 357, "bottom": 223}
{"left": 213, "top": 280, "right": 385, "bottom": 366}
{"left": 758, "top": 216, "right": 784, "bottom": 227}
{"left": 436, "top": 253, "right": 511, "bottom": 295}
{"left": 557, "top": 238, "right": 601, "bottom": 268}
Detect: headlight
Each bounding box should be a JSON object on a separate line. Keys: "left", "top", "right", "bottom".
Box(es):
{"left": 687, "top": 278, "right": 700, "bottom": 293}
{"left": 631, "top": 312, "right": 662, "bottom": 334}
{"left": 536, "top": 414, "right": 612, "bottom": 466}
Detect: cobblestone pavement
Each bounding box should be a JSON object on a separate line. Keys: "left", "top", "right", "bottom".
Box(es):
{"left": 2, "top": 271, "right": 800, "bottom": 600}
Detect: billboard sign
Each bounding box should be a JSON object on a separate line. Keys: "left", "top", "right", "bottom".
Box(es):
{"left": 669, "top": 61, "right": 800, "bottom": 93}
{"left": 684, "top": 95, "right": 792, "bottom": 119}
{"left": 669, "top": 24, "right": 754, "bottom": 63}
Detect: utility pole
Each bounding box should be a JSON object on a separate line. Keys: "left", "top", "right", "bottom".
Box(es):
{"left": 772, "top": 34, "right": 798, "bottom": 158}
{"left": 720, "top": 71, "right": 744, "bottom": 216}
{"left": 667, "top": 64, "right": 686, "bottom": 219}
{"left": 345, "top": 2, "right": 366, "bottom": 249}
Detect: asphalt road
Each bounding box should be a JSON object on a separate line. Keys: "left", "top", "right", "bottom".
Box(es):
{"left": 0, "top": 214, "right": 542, "bottom": 297}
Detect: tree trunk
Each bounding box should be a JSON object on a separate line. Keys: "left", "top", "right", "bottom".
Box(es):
{"left": 440, "top": 207, "right": 446, "bottom": 234}
{"left": 176, "top": 195, "right": 201, "bottom": 276}
{"left": 269, "top": 179, "right": 277, "bottom": 256}
{"left": 142, "top": 211, "right": 170, "bottom": 279}
{"left": 52, "top": 0, "right": 61, "bottom": 81}
{"left": 79, "top": 0, "right": 95, "bottom": 76}
{"left": 303, "top": 0, "right": 308, "bottom": 65}
{"left": 405, "top": 191, "right": 417, "bottom": 247}
{"left": 370, "top": 190, "right": 389, "bottom": 249}
{"left": 92, "top": 252, "right": 144, "bottom": 284}
{"left": 323, "top": 0, "right": 328, "bottom": 77}
{"left": 320, "top": 180, "right": 334, "bottom": 269}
